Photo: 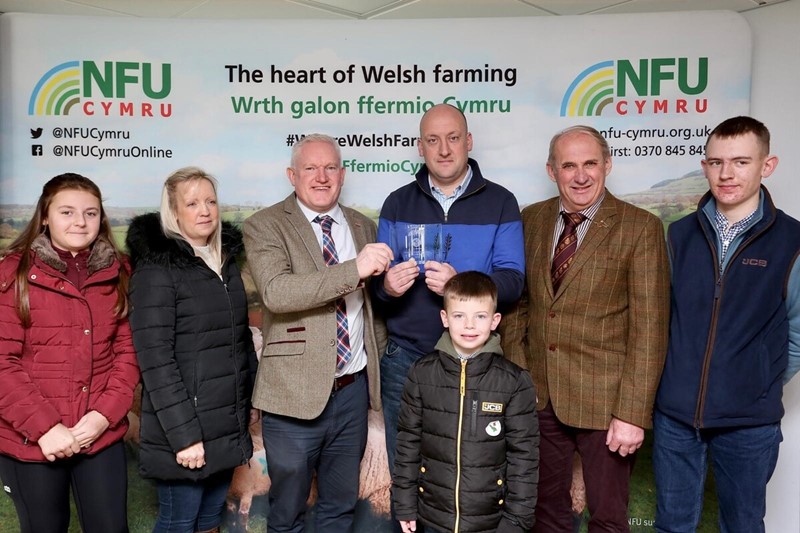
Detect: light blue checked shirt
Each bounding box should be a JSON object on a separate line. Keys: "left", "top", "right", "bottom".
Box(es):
{"left": 713, "top": 207, "right": 757, "bottom": 273}
{"left": 429, "top": 166, "right": 473, "bottom": 217}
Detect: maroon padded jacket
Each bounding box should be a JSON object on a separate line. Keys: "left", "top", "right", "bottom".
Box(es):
{"left": 0, "top": 236, "right": 140, "bottom": 462}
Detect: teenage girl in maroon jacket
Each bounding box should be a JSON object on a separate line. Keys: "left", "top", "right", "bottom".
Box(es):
{"left": 0, "top": 173, "right": 140, "bottom": 533}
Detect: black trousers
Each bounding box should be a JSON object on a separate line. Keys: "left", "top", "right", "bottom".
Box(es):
{"left": 0, "top": 440, "right": 129, "bottom": 533}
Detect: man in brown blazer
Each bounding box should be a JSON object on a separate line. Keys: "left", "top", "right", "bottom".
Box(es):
{"left": 503, "top": 125, "right": 669, "bottom": 532}
{"left": 243, "top": 133, "right": 392, "bottom": 532}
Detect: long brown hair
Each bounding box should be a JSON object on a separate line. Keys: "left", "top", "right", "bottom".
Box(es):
{"left": 3, "top": 173, "right": 129, "bottom": 326}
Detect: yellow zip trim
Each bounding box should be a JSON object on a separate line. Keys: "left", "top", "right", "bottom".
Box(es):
{"left": 454, "top": 359, "right": 467, "bottom": 532}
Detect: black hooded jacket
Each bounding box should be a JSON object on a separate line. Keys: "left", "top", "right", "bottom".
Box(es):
{"left": 126, "top": 212, "right": 257, "bottom": 481}
{"left": 392, "top": 332, "right": 539, "bottom": 532}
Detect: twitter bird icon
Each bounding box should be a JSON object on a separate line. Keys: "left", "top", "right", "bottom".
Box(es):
{"left": 30, "top": 127, "right": 43, "bottom": 139}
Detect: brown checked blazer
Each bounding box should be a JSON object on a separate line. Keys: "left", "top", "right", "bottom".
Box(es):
{"left": 243, "top": 194, "right": 387, "bottom": 420}
{"left": 502, "top": 192, "right": 669, "bottom": 430}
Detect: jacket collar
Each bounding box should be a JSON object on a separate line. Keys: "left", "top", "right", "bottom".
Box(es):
{"left": 126, "top": 212, "right": 244, "bottom": 268}
{"left": 434, "top": 330, "right": 504, "bottom": 375}
{"left": 414, "top": 158, "right": 486, "bottom": 198}
{"left": 697, "top": 185, "right": 774, "bottom": 231}
{"left": 282, "top": 193, "right": 368, "bottom": 270}
{"left": 546, "top": 190, "right": 619, "bottom": 298}
{"left": 31, "top": 234, "right": 117, "bottom": 275}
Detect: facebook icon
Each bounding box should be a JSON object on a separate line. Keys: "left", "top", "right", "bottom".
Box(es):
{"left": 31, "top": 144, "right": 42, "bottom": 156}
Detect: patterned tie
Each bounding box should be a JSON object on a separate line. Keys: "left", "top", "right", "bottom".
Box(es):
{"left": 313, "top": 215, "right": 352, "bottom": 370}
{"left": 551, "top": 211, "right": 586, "bottom": 292}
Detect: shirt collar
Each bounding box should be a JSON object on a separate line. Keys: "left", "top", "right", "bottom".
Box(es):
{"left": 429, "top": 165, "right": 473, "bottom": 197}
{"left": 296, "top": 199, "right": 346, "bottom": 227}
{"left": 558, "top": 190, "right": 606, "bottom": 219}
{"left": 701, "top": 189, "right": 765, "bottom": 232}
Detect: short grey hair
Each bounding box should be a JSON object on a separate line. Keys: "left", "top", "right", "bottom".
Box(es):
{"left": 290, "top": 133, "right": 342, "bottom": 168}
{"left": 548, "top": 125, "right": 610, "bottom": 166}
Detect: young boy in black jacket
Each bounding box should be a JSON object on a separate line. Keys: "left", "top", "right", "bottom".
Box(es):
{"left": 392, "top": 271, "right": 539, "bottom": 533}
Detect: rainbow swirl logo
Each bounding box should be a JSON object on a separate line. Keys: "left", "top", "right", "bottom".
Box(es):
{"left": 560, "top": 60, "right": 615, "bottom": 117}
{"left": 28, "top": 61, "right": 81, "bottom": 116}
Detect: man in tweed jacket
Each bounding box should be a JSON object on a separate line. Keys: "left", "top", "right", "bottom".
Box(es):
{"left": 244, "top": 134, "right": 391, "bottom": 532}
{"left": 503, "top": 125, "right": 670, "bottom": 532}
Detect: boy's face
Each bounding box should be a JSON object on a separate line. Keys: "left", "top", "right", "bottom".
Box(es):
{"left": 440, "top": 296, "right": 501, "bottom": 355}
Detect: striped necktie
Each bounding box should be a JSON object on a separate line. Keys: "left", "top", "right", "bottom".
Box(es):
{"left": 314, "top": 215, "right": 352, "bottom": 369}
{"left": 551, "top": 211, "right": 586, "bottom": 292}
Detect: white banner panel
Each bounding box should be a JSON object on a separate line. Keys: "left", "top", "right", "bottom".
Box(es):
{"left": 1, "top": 11, "right": 749, "bottom": 210}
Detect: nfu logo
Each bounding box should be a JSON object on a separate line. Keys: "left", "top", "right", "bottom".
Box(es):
{"left": 28, "top": 60, "right": 172, "bottom": 117}
{"left": 560, "top": 58, "right": 708, "bottom": 117}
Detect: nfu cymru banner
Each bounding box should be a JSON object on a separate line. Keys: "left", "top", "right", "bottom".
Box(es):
{"left": 1, "top": 11, "right": 748, "bottom": 210}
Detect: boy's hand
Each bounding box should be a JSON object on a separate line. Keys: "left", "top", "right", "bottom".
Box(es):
{"left": 400, "top": 520, "right": 417, "bottom": 532}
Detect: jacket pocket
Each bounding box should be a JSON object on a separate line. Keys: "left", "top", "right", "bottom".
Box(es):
{"left": 383, "top": 339, "right": 401, "bottom": 358}
{"left": 262, "top": 339, "right": 305, "bottom": 357}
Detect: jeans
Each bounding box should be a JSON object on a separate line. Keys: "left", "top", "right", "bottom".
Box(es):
{"left": 0, "top": 440, "right": 128, "bottom": 533}
{"left": 379, "top": 339, "right": 426, "bottom": 474}
{"left": 153, "top": 470, "right": 234, "bottom": 533}
{"left": 263, "top": 373, "right": 368, "bottom": 533}
{"left": 652, "top": 409, "right": 782, "bottom": 533}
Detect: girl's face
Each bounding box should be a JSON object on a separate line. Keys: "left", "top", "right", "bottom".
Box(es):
{"left": 43, "top": 189, "right": 102, "bottom": 255}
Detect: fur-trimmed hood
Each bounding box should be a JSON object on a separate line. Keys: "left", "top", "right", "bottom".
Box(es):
{"left": 125, "top": 212, "right": 244, "bottom": 269}
{"left": 31, "top": 233, "right": 118, "bottom": 275}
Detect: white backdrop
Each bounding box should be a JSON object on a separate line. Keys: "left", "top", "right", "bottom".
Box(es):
{"left": 2, "top": 6, "right": 797, "bottom": 530}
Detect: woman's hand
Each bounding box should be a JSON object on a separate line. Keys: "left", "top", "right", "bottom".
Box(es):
{"left": 176, "top": 441, "right": 206, "bottom": 469}
{"left": 38, "top": 423, "right": 81, "bottom": 462}
{"left": 69, "top": 410, "right": 110, "bottom": 448}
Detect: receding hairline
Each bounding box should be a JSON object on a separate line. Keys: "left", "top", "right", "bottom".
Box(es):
{"left": 548, "top": 126, "right": 610, "bottom": 166}
{"left": 419, "top": 104, "right": 469, "bottom": 137}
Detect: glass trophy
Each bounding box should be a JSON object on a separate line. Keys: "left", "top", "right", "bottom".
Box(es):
{"left": 403, "top": 223, "right": 443, "bottom": 266}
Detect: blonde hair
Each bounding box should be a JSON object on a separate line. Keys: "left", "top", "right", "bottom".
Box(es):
{"left": 159, "top": 166, "right": 223, "bottom": 267}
